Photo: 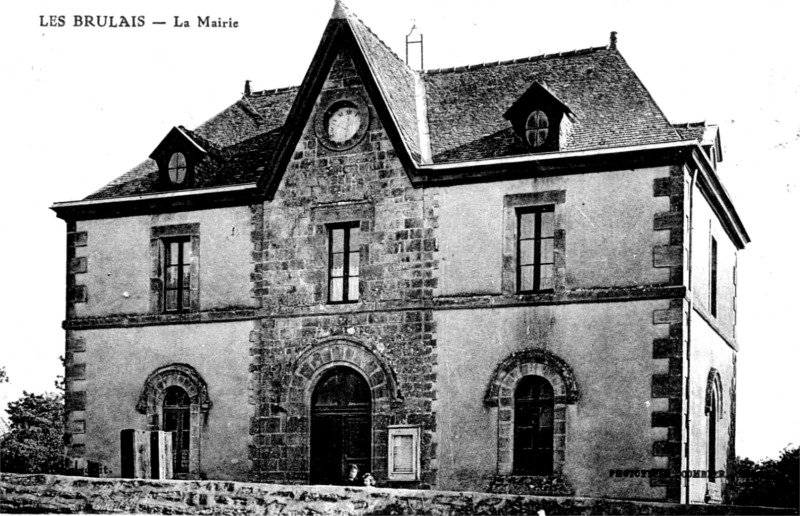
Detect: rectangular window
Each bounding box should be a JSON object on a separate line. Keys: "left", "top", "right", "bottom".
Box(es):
{"left": 387, "top": 425, "right": 420, "bottom": 481}
{"left": 328, "top": 223, "right": 360, "bottom": 303}
{"left": 710, "top": 237, "right": 718, "bottom": 317}
{"left": 517, "top": 206, "right": 555, "bottom": 292}
{"left": 164, "top": 238, "right": 192, "bottom": 312}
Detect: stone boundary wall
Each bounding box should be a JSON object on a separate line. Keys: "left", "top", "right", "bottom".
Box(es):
{"left": 1, "top": 474, "right": 796, "bottom": 515}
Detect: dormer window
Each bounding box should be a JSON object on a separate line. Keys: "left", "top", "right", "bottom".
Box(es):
{"left": 525, "top": 110, "right": 550, "bottom": 148}
{"left": 504, "top": 82, "right": 575, "bottom": 153}
{"left": 168, "top": 152, "right": 188, "bottom": 185}
{"left": 150, "top": 126, "right": 208, "bottom": 190}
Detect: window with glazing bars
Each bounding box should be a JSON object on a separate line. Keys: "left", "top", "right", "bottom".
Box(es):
{"left": 517, "top": 206, "right": 555, "bottom": 292}
{"left": 164, "top": 238, "right": 192, "bottom": 312}
{"left": 328, "top": 224, "right": 360, "bottom": 303}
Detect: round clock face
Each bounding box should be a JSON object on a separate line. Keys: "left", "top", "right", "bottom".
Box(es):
{"left": 316, "top": 97, "right": 369, "bottom": 151}
{"left": 328, "top": 105, "right": 362, "bottom": 143}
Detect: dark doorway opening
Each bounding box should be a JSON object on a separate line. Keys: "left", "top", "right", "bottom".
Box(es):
{"left": 310, "top": 366, "right": 372, "bottom": 484}
{"left": 163, "top": 386, "right": 191, "bottom": 475}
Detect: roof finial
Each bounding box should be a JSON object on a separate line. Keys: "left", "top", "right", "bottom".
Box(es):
{"left": 332, "top": 0, "right": 347, "bottom": 19}
{"left": 244, "top": 80, "right": 251, "bottom": 96}
{"left": 609, "top": 31, "right": 618, "bottom": 50}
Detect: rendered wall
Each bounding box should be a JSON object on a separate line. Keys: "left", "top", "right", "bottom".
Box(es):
{"left": 437, "top": 167, "right": 673, "bottom": 296}
{"left": 73, "top": 206, "right": 257, "bottom": 317}
{"left": 435, "top": 300, "right": 672, "bottom": 500}
{"left": 690, "top": 186, "right": 738, "bottom": 336}
{"left": 71, "top": 322, "right": 254, "bottom": 480}
{"left": 686, "top": 315, "right": 736, "bottom": 503}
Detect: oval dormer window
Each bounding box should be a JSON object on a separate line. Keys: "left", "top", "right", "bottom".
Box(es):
{"left": 525, "top": 110, "right": 549, "bottom": 148}
{"left": 168, "top": 152, "right": 187, "bottom": 185}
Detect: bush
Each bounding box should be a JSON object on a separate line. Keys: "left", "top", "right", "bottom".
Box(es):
{"left": 0, "top": 391, "right": 65, "bottom": 474}
{"left": 733, "top": 445, "right": 799, "bottom": 508}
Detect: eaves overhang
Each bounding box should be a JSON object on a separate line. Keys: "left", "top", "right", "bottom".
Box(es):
{"left": 690, "top": 146, "right": 750, "bottom": 249}
{"left": 405, "top": 139, "right": 749, "bottom": 249}
{"left": 50, "top": 183, "right": 258, "bottom": 221}
{"left": 409, "top": 140, "right": 693, "bottom": 185}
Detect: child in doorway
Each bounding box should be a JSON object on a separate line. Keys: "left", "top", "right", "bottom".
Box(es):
{"left": 362, "top": 472, "right": 375, "bottom": 487}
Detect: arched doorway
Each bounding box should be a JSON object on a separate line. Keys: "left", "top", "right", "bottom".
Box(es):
{"left": 310, "top": 366, "right": 372, "bottom": 484}
{"left": 163, "top": 386, "right": 191, "bottom": 475}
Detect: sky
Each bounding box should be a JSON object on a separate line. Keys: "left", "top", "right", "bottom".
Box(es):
{"left": 1, "top": 0, "right": 797, "bottom": 462}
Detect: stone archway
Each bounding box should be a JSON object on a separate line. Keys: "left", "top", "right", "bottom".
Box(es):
{"left": 276, "top": 338, "right": 400, "bottom": 483}
{"left": 280, "top": 338, "right": 400, "bottom": 411}
{"left": 136, "top": 363, "right": 211, "bottom": 478}
{"left": 485, "top": 348, "right": 579, "bottom": 480}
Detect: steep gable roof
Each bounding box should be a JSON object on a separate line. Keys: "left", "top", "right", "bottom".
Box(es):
{"left": 346, "top": 6, "right": 424, "bottom": 162}
{"left": 81, "top": 4, "right": 686, "bottom": 202}
{"left": 256, "top": 1, "right": 428, "bottom": 197}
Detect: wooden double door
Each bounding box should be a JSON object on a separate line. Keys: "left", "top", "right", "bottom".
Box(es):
{"left": 310, "top": 367, "right": 372, "bottom": 484}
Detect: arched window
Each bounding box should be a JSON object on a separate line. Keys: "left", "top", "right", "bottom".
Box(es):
{"left": 136, "top": 363, "right": 212, "bottom": 479}
{"left": 514, "top": 376, "right": 554, "bottom": 475}
{"left": 485, "top": 348, "right": 578, "bottom": 478}
{"left": 163, "top": 386, "right": 191, "bottom": 475}
{"left": 705, "top": 369, "right": 723, "bottom": 483}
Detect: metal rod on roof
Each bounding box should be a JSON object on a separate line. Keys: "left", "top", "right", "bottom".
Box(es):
{"left": 405, "top": 20, "right": 423, "bottom": 70}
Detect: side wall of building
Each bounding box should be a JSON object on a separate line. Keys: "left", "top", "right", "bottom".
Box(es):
{"left": 685, "top": 184, "right": 739, "bottom": 503}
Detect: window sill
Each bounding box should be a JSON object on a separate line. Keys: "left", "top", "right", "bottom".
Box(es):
{"left": 516, "top": 289, "right": 555, "bottom": 295}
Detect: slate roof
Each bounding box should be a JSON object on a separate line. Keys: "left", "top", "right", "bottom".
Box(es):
{"left": 423, "top": 48, "right": 681, "bottom": 162}
{"left": 86, "top": 88, "right": 296, "bottom": 200}
{"left": 85, "top": 5, "right": 684, "bottom": 201}
{"left": 346, "top": 6, "right": 423, "bottom": 162}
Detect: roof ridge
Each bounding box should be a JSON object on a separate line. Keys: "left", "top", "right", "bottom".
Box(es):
{"left": 672, "top": 120, "right": 709, "bottom": 128}
{"left": 422, "top": 45, "right": 608, "bottom": 75}
{"left": 247, "top": 85, "right": 300, "bottom": 97}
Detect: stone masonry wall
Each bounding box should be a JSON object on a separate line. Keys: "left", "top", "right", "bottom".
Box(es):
{"left": 249, "top": 49, "right": 439, "bottom": 486}
{"left": 2, "top": 474, "right": 794, "bottom": 515}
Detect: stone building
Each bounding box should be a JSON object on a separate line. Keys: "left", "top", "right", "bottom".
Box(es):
{"left": 52, "top": 2, "right": 748, "bottom": 504}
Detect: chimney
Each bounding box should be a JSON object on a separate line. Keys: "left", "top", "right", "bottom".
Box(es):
{"left": 244, "top": 80, "right": 251, "bottom": 96}
{"left": 609, "top": 31, "right": 618, "bottom": 50}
